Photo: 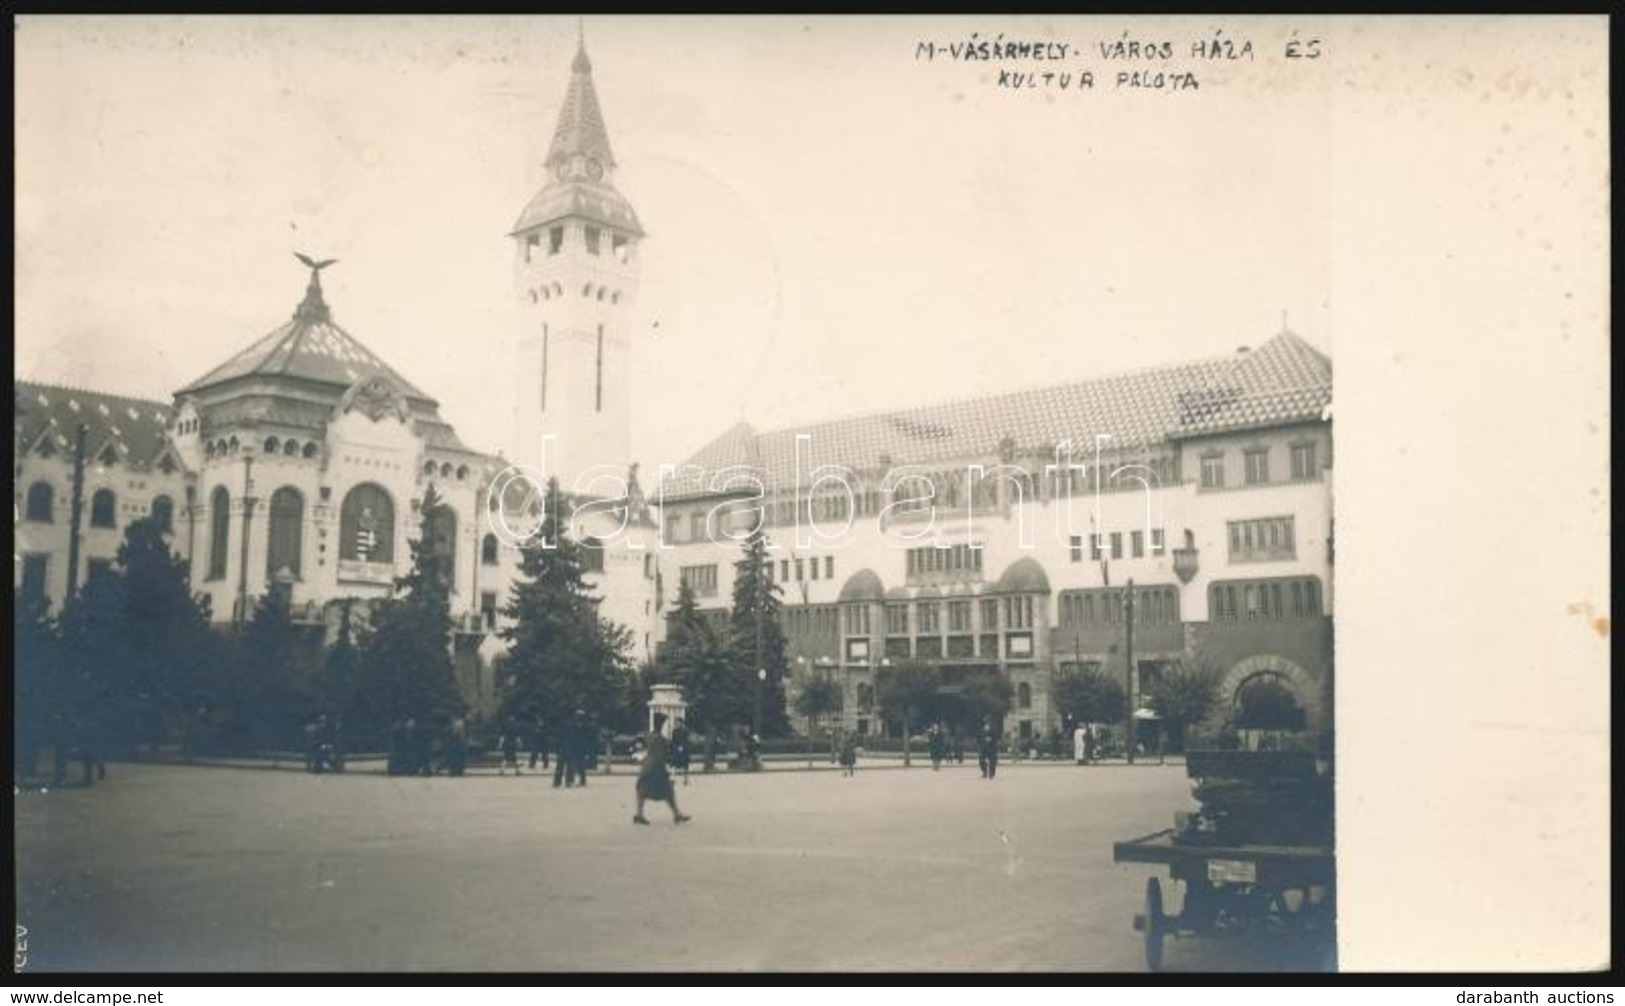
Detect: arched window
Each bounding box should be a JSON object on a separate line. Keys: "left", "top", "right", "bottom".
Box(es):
{"left": 440, "top": 463, "right": 453, "bottom": 478}
{"left": 264, "top": 437, "right": 279, "bottom": 455}
{"left": 423, "top": 461, "right": 436, "bottom": 476}
{"left": 90, "top": 488, "right": 117, "bottom": 528}
{"left": 302, "top": 443, "right": 319, "bottom": 459}
{"left": 456, "top": 465, "right": 469, "bottom": 481}
{"left": 283, "top": 439, "right": 299, "bottom": 457}
{"left": 25, "top": 482, "right": 53, "bottom": 523}
{"left": 150, "top": 495, "right": 174, "bottom": 534}
{"left": 582, "top": 535, "right": 605, "bottom": 573}
{"left": 340, "top": 483, "right": 395, "bottom": 564}
{"left": 266, "top": 487, "right": 304, "bottom": 578}
{"left": 1017, "top": 682, "right": 1032, "bottom": 710}
{"left": 481, "top": 533, "right": 499, "bottom": 566}
{"left": 208, "top": 486, "right": 230, "bottom": 580}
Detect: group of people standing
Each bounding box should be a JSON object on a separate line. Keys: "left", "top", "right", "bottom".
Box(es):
{"left": 497, "top": 710, "right": 596, "bottom": 787}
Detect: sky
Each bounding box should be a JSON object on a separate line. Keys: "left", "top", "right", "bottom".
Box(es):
{"left": 15, "top": 14, "right": 1344, "bottom": 472}
{"left": 11, "top": 16, "right": 1611, "bottom": 968}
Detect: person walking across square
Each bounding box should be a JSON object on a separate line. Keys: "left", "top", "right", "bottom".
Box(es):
{"left": 633, "top": 713, "right": 691, "bottom": 826}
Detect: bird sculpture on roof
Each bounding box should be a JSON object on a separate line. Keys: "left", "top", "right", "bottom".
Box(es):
{"left": 295, "top": 252, "right": 338, "bottom": 272}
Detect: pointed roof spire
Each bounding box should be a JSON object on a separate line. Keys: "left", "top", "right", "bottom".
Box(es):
{"left": 545, "top": 30, "right": 616, "bottom": 173}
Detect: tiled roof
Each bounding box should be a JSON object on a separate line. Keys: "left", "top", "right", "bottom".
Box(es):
{"left": 178, "top": 272, "right": 435, "bottom": 403}
{"left": 510, "top": 182, "right": 644, "bottom": 237}
{"left": 16, "top": 381, "right": 178, "bottom": 469}
{"left": 548, "top": 45, "right": 617, "bottom": 173}
{"left": 658, "top": 331, "right": 1331, "bottom": 501}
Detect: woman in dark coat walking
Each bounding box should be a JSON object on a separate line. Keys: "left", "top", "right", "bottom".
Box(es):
{"left": 634, "top": 714, "right": 691, "bottom": 826}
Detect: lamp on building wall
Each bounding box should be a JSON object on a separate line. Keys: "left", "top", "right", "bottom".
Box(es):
{"left": 1172, "top": 528, "right": 1200, "bottom": 585}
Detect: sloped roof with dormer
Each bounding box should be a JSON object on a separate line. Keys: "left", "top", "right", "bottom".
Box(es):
{"left": 178, "top": 269, "right": 436, "bottom": 404}
{"left": 657, "top": 331, "right": 1331, "bottom": 502}
{"left": 16, "top": 381, "right": 178, "bottom": 470}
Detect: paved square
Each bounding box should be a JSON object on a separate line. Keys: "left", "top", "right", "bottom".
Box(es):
{"left": 15, "top": 761, "right": 1333, "bottom": 972}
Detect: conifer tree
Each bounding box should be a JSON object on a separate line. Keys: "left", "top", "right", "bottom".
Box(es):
{"left": 354, "top": 484, "right": 466, "bottom": 739}
{"left": 497, "top": 479, "right": 632, "bottom": 728}
{"left": 662, "top": 578, "right": 741, "bottom": 736}
{"left": 727, "top": 525, "right": 790, "bottom": 736}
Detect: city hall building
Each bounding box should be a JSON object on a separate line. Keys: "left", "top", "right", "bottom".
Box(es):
{"left": 15, "top": 37, "right": 1332, "bottom": 740}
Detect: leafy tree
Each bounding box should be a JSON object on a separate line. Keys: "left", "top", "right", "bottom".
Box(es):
{"left": 793, "top": 676, "right": 843, "bottom": 733}
{"left": 1051, "top": 665, "right": 1126, "bottom": 731}
{"left": 354, "top": 485, "right": 465, "bottom": 742}
{"left": 496, "top": 479, "right": 631, "bottom": 730}
{"left": 14, "top": 594, "right": 60, "bottom": 778}
{"left": 726, "top": 525, "right": 790, "bottom": 736}
{"left": 949, "top": 667, "right": 1014, "bottom": 735}
{"left": 874, "top": 660, "right": 940, "bottom": 743}
{"left": 1146, "top": 658, "right": 1224, "bottom": 752}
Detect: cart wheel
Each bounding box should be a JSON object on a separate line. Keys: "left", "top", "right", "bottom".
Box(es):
{"left": 1144, "top": 877, "right": 1167, "bottom": 972}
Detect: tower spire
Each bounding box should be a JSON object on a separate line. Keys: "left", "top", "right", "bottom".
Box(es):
{"left": 545, "top": 30, "right": 616, "bottom": 176}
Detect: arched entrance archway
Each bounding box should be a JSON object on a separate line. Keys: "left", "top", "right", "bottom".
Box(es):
{"left": 1216, "top": 655, "right": 1327, "bottom": 732}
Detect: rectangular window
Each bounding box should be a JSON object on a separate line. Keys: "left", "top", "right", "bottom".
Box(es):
{"left": 679, "top": 564, "right": 719, "bottom": 598}
{"left": 1227, "top": 516, "right": 1297, "bottom": 562}
{"left": 1070, "top": 535, "right": 1083, "bottom": 562}
{"left": 689, "top": 512, "right": 708, "bottom": 542}
{"left": 1110, "top": 533, "right": 1123, "bottom": 560}
{"left": 885, "top": 603, "right": 909, "bottom": 636}
{"left": 809, "top": 556, "right": 819, "bottom": 580}
{"left": 781, "top": 559, "right": 790, "bottom": 582}
{"left": 87, "top": 558, "right": 113, "bottom": 583}
{"left": 1131, "top": 530, "right": 1144, "bottom": 558}
{"left": 1290, "top": 443, "right": 1317, "bottom": 481}
{"left": 480, "top": 591, "right": 499, "bottom": 630}
{"left": 585, "top": 226, "right": 602, "bottom": 256}
{"left": 948, "top": 600, "right": 972, "bottom": 633}
{"left": 1244, "top": 448, "right": 1270, "bottom": 485}
{"left": 825, "top": 556, "right": 834, "bottom": 579}
{"left": 525, "top": 233, "right": 539, "bottom": 263}
{"left": 540, "top": 324, "right": 549, "bottom": 412}
{"left": 665, "top": 511, "right": 682, "bottom": 544}
{"left": 21, "top": 554, "right": 48, "bottom": 607}
{"left": 549, "top": 226, "right": 564, "bottom": 255}
{"left": 980, "top": 598, "right": 1000, "bottom": 632}
{"left": 1151, "top": 528, "right": 1165, "bottom": 553}
{"left": 1091, "top": 534, "right": 1104, "bottom": 561}
{"left": 844, "top": 604, "right": 871, "bottom": 636}
{"left": 917, "top": 602, "right": 940, "bottom": 635}
{"left": 612, "top": 233, "right": 629, "bottom": 262}
{"left": 595, "top": 325, "right": 604, "bottom": 413}
{"left": 1200, "top": 455, "right": 1225, "bottom": 489}
{"left": 795, "top": 558, "right": 805, "bottom": 581}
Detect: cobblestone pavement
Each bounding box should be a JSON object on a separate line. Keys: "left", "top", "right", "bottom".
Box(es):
{"left": 14, "top": 761, "right": 1334, "bottom": 973}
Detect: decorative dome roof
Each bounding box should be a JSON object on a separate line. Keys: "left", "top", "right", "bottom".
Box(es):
{"left": 837, "top": 568, "right": 885, "bottom": 603}
{"left": 991, "top": 557, "right": 1051, "bottom": 595}
{"left": 178, "top": 261, "right": 435, "bottom": 404}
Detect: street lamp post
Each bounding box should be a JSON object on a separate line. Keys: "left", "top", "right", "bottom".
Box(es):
{"left": 1125, "top": 578, "right": 1135, "bottom": 765}
{"left": 753, "top": 667, "right": 766, "bottom": 742}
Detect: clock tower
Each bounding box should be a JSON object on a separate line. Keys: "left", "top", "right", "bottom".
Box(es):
{"left": 510, "top": 40, "right": 643, "bottom": 496}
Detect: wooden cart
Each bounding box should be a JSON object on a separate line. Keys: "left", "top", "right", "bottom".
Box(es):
{"left": 1111, "top": 749, "right": 1335, "bottom": 971}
